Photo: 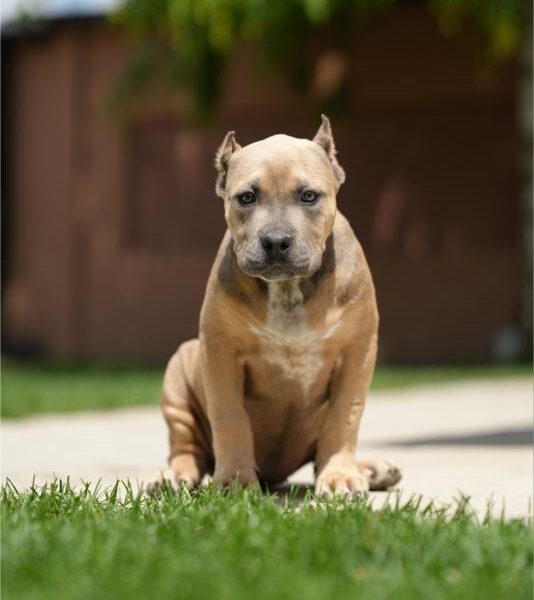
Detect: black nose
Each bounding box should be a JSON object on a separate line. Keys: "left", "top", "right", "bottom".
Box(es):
{"left": 260, "top": 233, "right": 293, "bottom": 258}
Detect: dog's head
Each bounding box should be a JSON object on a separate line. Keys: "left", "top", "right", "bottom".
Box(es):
{"left": 215, "top": 115, "right": 345, "bottom": 281}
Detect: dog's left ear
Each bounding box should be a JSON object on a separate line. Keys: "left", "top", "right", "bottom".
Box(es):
{"left": 313, "top": 114, "right": 345, "bottom": 186}
{"left": 215, "top": 131, "right": 241, "bottom": 197}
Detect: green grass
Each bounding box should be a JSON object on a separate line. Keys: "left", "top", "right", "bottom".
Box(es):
{"left": 1, "top": 359, "right": 531, "bottom": 418}
{"left": 2, "top": 481, "right": 531, "bottom": 600}
{"left": 1, "top": 361, "right": 163, "bottom": 418}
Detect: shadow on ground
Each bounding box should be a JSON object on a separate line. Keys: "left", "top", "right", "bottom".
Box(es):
{"left": 385, "top": 427, "right": 532, "bottom": 447}
{"left": 267, "top": 482, "right": 315, "bottom": 499}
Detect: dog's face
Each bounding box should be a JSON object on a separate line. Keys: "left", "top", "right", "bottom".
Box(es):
{"left": 215, "top": 116, "right": 345, "bottom": 281}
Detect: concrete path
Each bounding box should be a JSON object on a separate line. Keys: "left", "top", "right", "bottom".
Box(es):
{"left": 2, "top": 378, "right": 532, "bottom": 517}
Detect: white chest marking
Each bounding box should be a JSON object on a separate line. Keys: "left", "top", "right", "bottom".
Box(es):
{"left": 250, "top": 280, "right": 340, "bottom": 393}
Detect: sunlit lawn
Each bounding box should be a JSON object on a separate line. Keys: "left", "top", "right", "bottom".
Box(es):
{"left": 1, "top": 481, "right": 532, "bottom": 600}
{"left": 2, "top": 363, "right": 532, "bottom": 600}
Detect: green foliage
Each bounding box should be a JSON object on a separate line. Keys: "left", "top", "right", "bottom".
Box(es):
{"left": 2, "top": 480, "right": 532, "bottom": 600}
{"left": 430, "top": 0, "right": 526, "bottom": 57}
{"left": 113, "top": 0, "right": 527, "bottom": 117}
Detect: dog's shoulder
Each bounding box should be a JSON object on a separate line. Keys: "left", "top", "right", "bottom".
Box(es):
{"left": 307, "top": 211, "right": 374, "bottom": 307}
{"left": 329, "top": 214, "right": 377, "bottom": 323}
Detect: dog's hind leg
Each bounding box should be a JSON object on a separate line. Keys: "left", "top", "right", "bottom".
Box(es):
{"left": 356, "top": 459, "right": 402, "bottom": 491}
{"left": 147, "top": 339, "right": 213, "bottom": 494}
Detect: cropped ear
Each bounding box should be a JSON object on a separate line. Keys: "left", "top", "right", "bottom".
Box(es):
{"left": 313, "top": 114, "right": 345, "bottom": 186}
{"left": 215, "top": 131, "right": 241, "bottom": 197}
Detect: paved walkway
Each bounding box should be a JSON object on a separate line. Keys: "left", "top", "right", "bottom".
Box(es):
{"left": 2, "top": 378, "right": 532, "bottom": 517}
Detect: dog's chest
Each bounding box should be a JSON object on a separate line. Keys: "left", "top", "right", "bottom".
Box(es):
{"left": 250, "top": 281, "right": 337, "bottom": 392}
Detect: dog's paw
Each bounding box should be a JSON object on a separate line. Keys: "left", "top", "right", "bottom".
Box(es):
{"left": 363, "top": 460, "right": 402, "bottom": 491}
{"left": 145, "top": 467, "right": 198, "bottom": 496}
{"left": 213, "top": 466, "right": 259, "bottom": 489}
{"left": 315, "top": 465, "right": 369, "bottom": 499}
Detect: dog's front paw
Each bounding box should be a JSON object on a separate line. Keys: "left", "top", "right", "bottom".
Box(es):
{"left": 213, "top": 465, "right": 259, "bottom": 488}
{"left": 315, "top": 465, "right": 369, "bottom": 499}
{"left": 146, "top": 463, "right": 201, "bottom": 495}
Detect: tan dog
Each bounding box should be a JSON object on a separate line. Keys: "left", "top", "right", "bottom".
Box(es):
{"left": 149, "top": 116, "right": 401, "bottom": 497}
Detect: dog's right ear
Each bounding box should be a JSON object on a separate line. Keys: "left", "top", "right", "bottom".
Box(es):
{"left": 215, "top": 131, "right": 241, "bottom": 197}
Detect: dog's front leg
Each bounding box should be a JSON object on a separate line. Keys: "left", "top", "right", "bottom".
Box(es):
{"left": 202, "top": 339, "right": 258, "bottom": 487}
{"left": 315, "top": 334, "right": 377, "bottom": 498}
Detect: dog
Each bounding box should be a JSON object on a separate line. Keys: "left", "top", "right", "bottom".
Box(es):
{"left": 149, "top": 116, "right": 401, "bottom": 497}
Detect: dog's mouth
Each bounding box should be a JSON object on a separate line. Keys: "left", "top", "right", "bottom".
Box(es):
{"left": 240, "top": 259, "right": 313, "bottom": 281}
{"left": 258, "top": 264, "right": 297, "bottom": 281}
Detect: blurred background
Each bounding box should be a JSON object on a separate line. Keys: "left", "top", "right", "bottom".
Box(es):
{"left": 1, "top": 0, "right": 532, "bottom": 366}
{"left": 1, "top": 2, "right": 532, "bottom": 518}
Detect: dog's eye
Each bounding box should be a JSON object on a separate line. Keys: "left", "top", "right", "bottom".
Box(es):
{"left": 237, "top": 191, "right": 256, "bottom": 206}
{"left": 300, "top": 189, "right": 319, "bottom": 204}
